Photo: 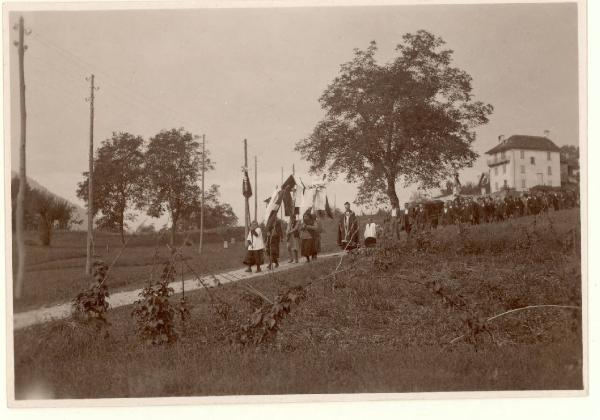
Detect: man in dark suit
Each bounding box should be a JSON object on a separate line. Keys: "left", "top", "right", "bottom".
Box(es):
{"left": 337, "top": 202, "right": 359, "bottom": 251}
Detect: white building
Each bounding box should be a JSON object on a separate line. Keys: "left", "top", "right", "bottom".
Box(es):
{"left": 485, "top": 135, "right": 562, "bottom": 193}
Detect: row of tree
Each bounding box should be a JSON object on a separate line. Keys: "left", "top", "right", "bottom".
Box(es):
{"left": 77, "top": 128, "right": 237, "bottom": 244}
{"left": 11, "top": 177, "right": 80, "bottom": 245}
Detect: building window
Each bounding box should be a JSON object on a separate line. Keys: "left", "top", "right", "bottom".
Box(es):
{"left": 520, "top": 165, "right": 525, "bottom": 174}
{"left": 548, "top": 166, "right": 552, "bottom": 175}
{"left": 503, "top": 180, "right": 508, "bottom": 188}
{"left": 530, "top": 157, "right": 535, "bottom": 165}
{"left": 494, "top": 167, "right": 498, "bottom": 175}
{"left": 520, "top": 150, "right": 525, "bottom": 159}
{"left": 502, "top": 164, "right": 506, "bottom": 174}
{"left": 521, "top": 179, "right": 526, "bottom": 188}
{"left": 495, "top": 182, "right": 498, "bottom": 191}
{"left": 501, "top": 151, "right": 506, "bottom": 159}
{"left": 547, "top": 151, "right": 551, "bottom": 160}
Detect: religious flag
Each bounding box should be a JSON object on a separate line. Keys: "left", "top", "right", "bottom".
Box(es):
{"left": 242, "top": 169, "right": 252, "bottom": 198}
{"left": 293, "top": 179, "right": 306, "bottom": 215}
{"left": 265, "top": 175, "right": 296, "bottom": 230}
{"left": 281, "top": 174, "right": 296, "bottom": 191}
{"left": 281, "top": 175, "right": 297, "bottom": 217}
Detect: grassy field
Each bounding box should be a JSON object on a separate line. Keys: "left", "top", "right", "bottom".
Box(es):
{"left": 12, "top": 217, "right": 344, "bottom": 312}
{"left": 13, "top": 208, "right": 582, "bottom": 398}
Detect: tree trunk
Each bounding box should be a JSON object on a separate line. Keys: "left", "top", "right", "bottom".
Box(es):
{"left": 386, "top": 173, "right": 400, "bottom": 209}
{"left": 170, "top": 217, "right": 177, "bottom": 246}
{"left": 39, "top": 217, "right": 51, "bottom": 246}
{"left": 119, "top": 218, "right": 125, "bottom": 244}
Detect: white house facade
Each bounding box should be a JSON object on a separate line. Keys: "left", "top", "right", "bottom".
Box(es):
{"left": 485, "top": 135, "right": 561, "bottom": 193}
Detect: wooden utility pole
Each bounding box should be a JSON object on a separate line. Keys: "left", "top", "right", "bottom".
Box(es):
{"left": 244, "top": 139, "right": 249, "bottom": 240}
{"left": 199, "top": 134, "right": 205, "bottom": 254}
{"left": 14, "top": 16, "right": 29, "bottom": 299}
{"left": 280, "top": 167, "right": 284, "bottom": 219}
{"left": 85, "top": 74, "right": 96, "bottom": 275}
{"left": 254, "top": 155, "right": 258, "bottom": 221}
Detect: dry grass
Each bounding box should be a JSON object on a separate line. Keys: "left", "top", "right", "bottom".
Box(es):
{"left": 13, "top": 209, "right": 582, "bottom": 398}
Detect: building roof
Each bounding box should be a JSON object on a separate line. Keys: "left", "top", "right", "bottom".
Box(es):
{"left": 485, "top": 135, "right": 561, "bottom": 155}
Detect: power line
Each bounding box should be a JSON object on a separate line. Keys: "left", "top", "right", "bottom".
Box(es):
{"left": 26, "top": 55, "right": 191, "bottom": 137}
{"left": 27, "top": 40, "right": 182, "bottom": 125}
{"left": 31, "top": 33, "right": 202, "bottom": 129}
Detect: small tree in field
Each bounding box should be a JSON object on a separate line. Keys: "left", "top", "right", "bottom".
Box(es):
{"left": 77, "top": 132, "right": 145, "bottom": 243}
{"left": 144, "top": 128, "right": 213, "bottom": 244}
{"left": 30, "top": 190, "right": 75, "bottom": 246}
{"left": 295, "top": 30, "right": 493, "bottom": 208}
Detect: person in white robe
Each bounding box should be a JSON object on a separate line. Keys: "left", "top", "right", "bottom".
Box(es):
{"left": 243, "top": 220, "right": 265, "bottom": 273}
{"left": 364, "top": 217, "right": 378, "bottom": 247}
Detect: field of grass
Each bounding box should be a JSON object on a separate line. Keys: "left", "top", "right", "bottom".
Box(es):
{"left": 12, "top": 217, "right": 343, "bottom": 312}
{"left": 13, "top": 208, "right": 582, "bottom": 398}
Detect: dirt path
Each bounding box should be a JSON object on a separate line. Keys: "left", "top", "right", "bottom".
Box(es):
{"left": 13, "top": 250, "right": 344, "bottom": 330}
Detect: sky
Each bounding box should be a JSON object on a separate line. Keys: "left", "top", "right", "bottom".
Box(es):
{"left": 7, "top": 2, "right": 580, "bottom": 229}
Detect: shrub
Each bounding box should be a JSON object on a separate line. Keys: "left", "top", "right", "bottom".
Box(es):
{"left": 72, "top": 260, "right": 110, "bottom": 328}
{"left": 131, "top": 261, "right": 179, "bottom": 345}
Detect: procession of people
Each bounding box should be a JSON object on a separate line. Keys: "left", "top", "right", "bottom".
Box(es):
{"left": 241, "top": 170, "right": 579, "bottom": 272}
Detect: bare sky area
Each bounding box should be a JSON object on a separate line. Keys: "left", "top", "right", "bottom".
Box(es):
{"left": 7, "top": 2, "right": 580, "bottom": 228}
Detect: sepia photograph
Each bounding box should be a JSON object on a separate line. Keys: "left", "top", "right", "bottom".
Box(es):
{"left": 2, "top": 0, "right": 588, "bottom": 407}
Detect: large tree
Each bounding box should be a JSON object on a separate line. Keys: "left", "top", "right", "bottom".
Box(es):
{"left": 77, "top": 132, "right": 145, "bottom": 243}
{"left": 295, "top": 31, "right": 493, "bottom": 208}
{"left": 144, "top": 128, "right": 213, "bottom": 244}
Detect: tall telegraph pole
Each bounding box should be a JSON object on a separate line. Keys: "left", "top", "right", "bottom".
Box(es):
{"left": 14, "top": 16, "right": 30, "bottom": 299}
{"left": 244, "top": 139, "right": 249, "bottom": 240}
{"left": 254, "top": 155, "right": 258, "bottom": 221}
{"left": 85, "top": 74, "right": 97, "bottom": 275}
{"left": 199, "top": 134, "right": 206, "bottom": 254}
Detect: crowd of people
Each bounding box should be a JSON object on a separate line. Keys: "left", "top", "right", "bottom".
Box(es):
{"left": 393, "top": 189, "right": 580, "bottom": 236}
{"left": 242, "top": 189, "right": 579, "bottom": 271}
{"left": 242, "top": 210, "right": 324, "bottom": 273}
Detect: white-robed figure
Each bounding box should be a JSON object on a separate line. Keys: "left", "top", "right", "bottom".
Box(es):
{"left": 364, "top": 217, "right": 378, "bottom": 248}
{"left": 243, "top": 220, "right": 265, "bottom": 273}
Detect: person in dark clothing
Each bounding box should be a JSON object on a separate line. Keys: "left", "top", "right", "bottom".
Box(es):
{"left": 266, "top": 217, "right": 283, "bottom": 269}
{"left": 286, "top": 214, "right": 300, "bottom": 263}
{"left": 299, "top": 211, "right": 317, "bottom": 262}
{"left": 337, "top": 202, "right": 359, "bottom": 251}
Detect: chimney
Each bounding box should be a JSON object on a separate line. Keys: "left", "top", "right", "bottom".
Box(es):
{"left": 498, "top": 134, "right": 505, "bottom": 143}
{"left": 544, "top": 130, "right": 550, "bottom": 138}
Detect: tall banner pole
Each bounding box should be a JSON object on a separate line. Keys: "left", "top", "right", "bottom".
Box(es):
{"left": 254, "top": 155, "right": 258, "bottom": 222}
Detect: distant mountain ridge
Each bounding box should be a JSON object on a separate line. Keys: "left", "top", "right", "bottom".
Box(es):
{"left": 11, "top": 171, "right": 87, "bottom": 230}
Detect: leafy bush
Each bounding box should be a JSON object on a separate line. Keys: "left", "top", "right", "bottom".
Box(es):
{"left": 233, "top": 287, "right": 306, "bottom": 346}
{"left": 131, "top": 261, "right": 179, "bottom": 345}
{"left": 72, "top": 260, "right": 110, "bottom": 327}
